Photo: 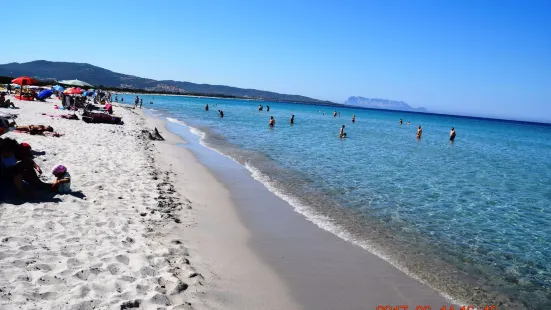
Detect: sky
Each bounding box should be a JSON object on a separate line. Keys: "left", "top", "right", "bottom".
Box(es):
{"left": 2, "top": 0, "right": 550, "bottom": 121}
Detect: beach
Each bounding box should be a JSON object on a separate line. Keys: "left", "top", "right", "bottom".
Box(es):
{"left": 2, "top": 93, "right": 546, "bottom": 309}
{"left": 0, "top": 96, "right": 304, "bottom": 310}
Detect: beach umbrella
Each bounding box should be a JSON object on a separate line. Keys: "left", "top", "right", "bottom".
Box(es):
{"left": 64, "top": 87, "right": 82, "bottom": 95}
{"left": 11, "top": 76, "right": 38, "bottom": 86}
{"left": 37, "top": 89, "right": 53, "bottom": 100}
{"left": 52, "top": 85, "right": 64, "bottom": 92}
{"left": 58, "top": 79, "right": 94, "bottom": 88}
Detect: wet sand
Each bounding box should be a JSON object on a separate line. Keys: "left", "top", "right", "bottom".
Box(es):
{"left": 145, "top": 110, "right": 455, "bottom": 310}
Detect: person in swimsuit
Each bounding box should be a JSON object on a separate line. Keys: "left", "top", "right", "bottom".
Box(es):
{"left": 266, "top": 105, "right": 270, "bottom": 112}
{"left": 290, "top": 114, "right": 294, "bottom": 124}
{"left": 339, "top": 125, "right": 346, "bottom": 138}
{"left": 16, "top": 125, "right": 54, "bottom": 135}
{"left": 333, "top": 111, "right": 337, "bottom": 117}
{"left": 269, "top": 116, "right": 275, "bottom": 127}
{"left": 205, "top": 104, "right": 209, "bottom": 111}
{"left": 219, "top": 110, "right": 224, "bottom": 118}
{"left": 450, "top": 127, "right": 456, "bottom": 142}
{"left": 352, "top": 114, "right": 356, "bottom": 123}
{"left": 399, "top": 119, "right": 403, "bottom": 125}
{"left": 258, "top": 105, "right": 263, "bottom": 111}
{"left": 416, "top": 125, "right": 423, "bottom": 139}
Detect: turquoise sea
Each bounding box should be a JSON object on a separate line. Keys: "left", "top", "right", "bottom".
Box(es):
{"left": 132, "top": 94, "right": 551, "bottom": 309}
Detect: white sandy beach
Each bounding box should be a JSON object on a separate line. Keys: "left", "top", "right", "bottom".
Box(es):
{"left": 0, "top": 97, "right": 204, "bottom": 309}
{"left": 0, "top": 95, "right": 302, "bottom": 310}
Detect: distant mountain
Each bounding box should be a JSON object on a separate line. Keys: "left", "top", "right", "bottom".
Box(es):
{"left": 0, "top": 60, "right": 332, "bottom": 104}
{"left": 344, "top": 96, "right": 427, "bottom": 112}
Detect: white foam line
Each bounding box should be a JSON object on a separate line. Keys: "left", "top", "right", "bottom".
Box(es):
{"left": 165, "top": 116, "right": 465, "bottom": 307}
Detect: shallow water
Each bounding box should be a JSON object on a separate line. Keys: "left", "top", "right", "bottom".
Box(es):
{"left": 137, "top": 95, "right": 551, "bottom": 309}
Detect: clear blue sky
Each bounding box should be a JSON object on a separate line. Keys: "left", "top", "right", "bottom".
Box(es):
{"left": 3, "top": 0, "right": 550, "bottom": 121}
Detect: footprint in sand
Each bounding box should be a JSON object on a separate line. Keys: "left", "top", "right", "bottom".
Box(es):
{"left": 116, "top": 254, "right": 130, "bottom": 265}
{"left": 38, "top": 275, "right": 65, "bottom": 285}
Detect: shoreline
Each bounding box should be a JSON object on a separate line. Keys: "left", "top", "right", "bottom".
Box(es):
{"left": 141, "top": 108, "right": 460, "bottom": 309}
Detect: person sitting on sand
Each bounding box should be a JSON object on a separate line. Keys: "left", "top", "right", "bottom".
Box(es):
{"left": 16, "top": 125, "right": 54, "bottom": 135}
{"left": 269, "top": 116, "right": 275, "bottom": 127}
{"left": 450, "top": 127, "right": 456, "bottom": 142}
{"left": 352, "top": 114, "right": 356, "bottom": 123}
{"left": 16, "top": 142, "right": 52, "bottom": 191}
{"left": 290, "top": 114, "right": 294, "bottom": 124}
{"left": 105, "top": 103, "right": 114, "bottom": 114}
{"left": 417, "top": 125, "right": 423, "bottom": 139}
{"left": 0, "top": 93, "right": 16, "bottom": 108}
{"left": 52, "top": 165, "right": 71, "bottom": 193}
{"left": 340, "top": 125, "right": 347, "bottom": 138}
{"left": 205, "top": 104, "right": 209, "bottom": 111}
{"left": 0, "top": 138, "right": 26, "bottom": 196}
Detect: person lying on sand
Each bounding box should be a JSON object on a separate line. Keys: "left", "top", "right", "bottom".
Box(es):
{"left": 15, "top": 125, "right": 54, "bottom": 135}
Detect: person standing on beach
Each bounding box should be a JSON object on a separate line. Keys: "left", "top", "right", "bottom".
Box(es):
{"left": 352, "top": 114, "right": 356, "bottom": 123}
{"left": 269, "top": 116, "right": 275, "bottom": 127}
{"left": 140, "top": 98, "right": 143, "bottom": 108}
{"left": 134, "top": 96, "right": 139, "bottom": 108}
{"left": 290, "top": 114, "right": 294, "bottom": 124}
{"left": 7, "top": 84, "right": 11, "bottom": 94}
{"left": 416, "top": 126, "right": 423, "bottom": 139}
{"left": 450, "top": 127, "right": 456, "bottom": 142}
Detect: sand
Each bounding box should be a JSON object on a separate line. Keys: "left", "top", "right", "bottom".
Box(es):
{"left": 0, "top": 94, "right": 458, "bottom": 310}
{"left": 0, "top": 97, "right": 207, "bottom": 309}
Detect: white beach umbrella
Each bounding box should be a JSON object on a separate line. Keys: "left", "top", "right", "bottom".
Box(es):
{"left": 58, "top": 79, "right": 94, "bottom": 88}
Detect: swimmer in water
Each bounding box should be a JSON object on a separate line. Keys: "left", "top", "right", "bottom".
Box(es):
{"left": 258, "top": 104, "right": 263, "bottom": 111}
{"left": 219, "top": 110, "right": 224, "bottom": 118}
{"left": 266, "top": 105, "right": 270, "bottom": 112}
{"left": 205, "top": 104, "right": 209, "bottom": 111}
{"left": 290, "top": 114, "right": 294, "bottom": 124}
{"left": 338, "top": 112, "right": 341, "bottom": 117}
{"left": 339, "top": 125, "right": 347, "bottom": 138}
{"left": 269, "top": 116, "right": 275, "bottom": 127}
{"left": 333, "top": 111, "right": 337, "bottom": 117}
{"left": 352, "top": 114, "right": 356, "bottom": 123}
{"left": 450, "top": 127, "right": 456, "bottom": 142}
{"left": 407, "top": 121, "right": 411, "bottom": 125}
{"left": 416, "top": 125, "right": 423, "bottom": 139}
{"left": 399, "top": 119, "right": 403, "bottom": 125}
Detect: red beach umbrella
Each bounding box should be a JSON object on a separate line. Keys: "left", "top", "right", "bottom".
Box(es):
{"left": 11, "top": 76, "right": 38, "bottom": 86}
{"left": 65, "top": 87, "right": 83, "bottom": 95}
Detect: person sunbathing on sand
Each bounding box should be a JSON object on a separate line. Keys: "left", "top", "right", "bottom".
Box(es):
{"left": 16, "top": 125, "right": 54, "bottom": 135}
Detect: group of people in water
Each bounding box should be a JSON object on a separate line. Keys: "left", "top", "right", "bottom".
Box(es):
{"left": 203, "top": 103, "right": 457, "bottom": 142}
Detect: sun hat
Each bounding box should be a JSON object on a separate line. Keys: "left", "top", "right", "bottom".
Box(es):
{"left": 52, "top": 165, "right": 67, "bottom": 175}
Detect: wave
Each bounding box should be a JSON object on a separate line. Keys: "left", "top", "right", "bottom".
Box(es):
{"left": 163, "top": 115, "right": 463, "bottom": 306}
